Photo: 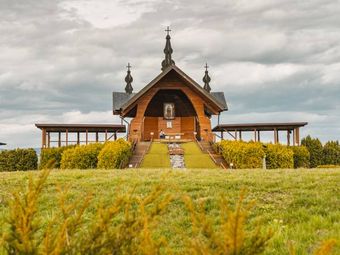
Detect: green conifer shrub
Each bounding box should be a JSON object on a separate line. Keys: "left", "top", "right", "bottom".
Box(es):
{"left": 322, "top": 141, "right": 340, "bottom": 165}
{"left": 301, "top": 135, "right": 323, "bottom": 168}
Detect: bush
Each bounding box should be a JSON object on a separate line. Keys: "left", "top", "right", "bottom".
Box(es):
{"left": 264, "top": 144, "right": 294, "bottom": 169}
{"left": 216, "top": 140, "right": 265, "bottom": 169}
{"left": 60, "top": 143, "right": 104, "bottom": 169}
{"left": 40, "top": 145, "right": 75, "bottom": 169}
{"left": 301, "top": 135, "right": 323, "bottom": 168}
{"left": 291, "top": 146, "right": 310, "bottom": 168}
{"left": 0, "top": 148, "right": 38, "bottom": 171}
{"left": 322, "top": 140, "right": 340, "bottom": 165}
{"left": 97, "top": 139, "right": 132, "bottom": 169}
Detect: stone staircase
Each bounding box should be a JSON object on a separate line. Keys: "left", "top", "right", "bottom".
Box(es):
{"left": 127, "top": 141, "right": 151, "bottom": 168}
{"left": 198, "top": 141, "right": 228, "bottom": 169}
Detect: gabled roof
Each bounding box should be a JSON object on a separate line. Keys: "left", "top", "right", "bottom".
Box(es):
{"left": 112, "top": 65, "right": 228, "bottom": 114}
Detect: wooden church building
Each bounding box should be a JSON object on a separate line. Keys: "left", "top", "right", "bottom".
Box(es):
{"left": 113, "top": 28, "right": 227, "bottom": 142}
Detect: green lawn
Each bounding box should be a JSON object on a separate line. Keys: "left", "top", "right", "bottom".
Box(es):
{"left": 181, "top": 142, "right": 217, "bottom": 168}
{"left": 0, "top": 169, "right": 339, "bottom": 254}
{"left": 140, "top": 142, "right": 171, "bottom": 168}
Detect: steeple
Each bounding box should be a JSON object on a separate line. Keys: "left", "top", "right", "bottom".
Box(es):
{"left": 203, "top": 63, "right": 211, "bottom": 93}
{"left": 124, "top": 63, "right": 133, "bottom": 94}
{"left": 161, "top": 26, "right": 175, "bottom": 71}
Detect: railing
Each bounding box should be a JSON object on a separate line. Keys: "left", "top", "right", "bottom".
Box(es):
{"left": 135, "top": 141, "right": 152, "bottom": 168}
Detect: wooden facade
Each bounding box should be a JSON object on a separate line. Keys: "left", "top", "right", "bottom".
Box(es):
{"left": 114, "top": 67, "right": 227, "bottom": 142}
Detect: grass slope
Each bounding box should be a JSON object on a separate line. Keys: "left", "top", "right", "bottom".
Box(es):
{"left": 140, "top": 142, "right": 171, "bottom": 168}
{"left": 181, "top": 142, "right": 217, "bottom": 168}
{"left": 0, "top": 169, "right": 339, "bottom": 254}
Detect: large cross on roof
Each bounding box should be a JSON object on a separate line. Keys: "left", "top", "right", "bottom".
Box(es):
{"left": 165, "top": 26, "right": 171, "bottom": 35}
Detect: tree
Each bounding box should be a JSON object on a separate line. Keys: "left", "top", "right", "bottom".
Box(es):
{"left": 322, "top": 140, "right": 340, "bottom": 165}
{"left": 301, "top": 135, "right": 323, "bottom": 168}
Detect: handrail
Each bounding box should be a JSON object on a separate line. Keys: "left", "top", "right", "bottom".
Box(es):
{"left": 136, "top": 141, "right": 152, "bottom": 168}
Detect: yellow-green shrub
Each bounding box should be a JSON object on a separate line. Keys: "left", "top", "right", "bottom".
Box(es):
{"left": 216, "top": 140, "right": 265, "bottom": 169}
{"left": 264, "top": 144, "right": 294, "bottom": 169}
{"left": 60, "top": 143, "right": 104, "bottom": 169}
{"left": 97, "top": 139, "right": 132, "bottom": 169}
{"left": 0, "top": 148, "right": 38, "bottom": 171}
{"left": 40, "top": 145, "right": 75, "bottom": 169}
{"left": 291, "top": 146, "right": 310, "bottom": 168}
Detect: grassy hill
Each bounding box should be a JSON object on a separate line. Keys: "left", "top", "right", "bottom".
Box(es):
{"left": 0, "top": 168, "right": 339, "bottom": 254}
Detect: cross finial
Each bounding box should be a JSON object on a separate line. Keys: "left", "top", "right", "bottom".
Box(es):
{"left": 165, "top": 26, "right": 171, "bottom": 35}
{"left": 204, "top": 62, "right": 209, "bottom": 71}
{"left": 126, "top": 63, "right": 131, "bottom": 71}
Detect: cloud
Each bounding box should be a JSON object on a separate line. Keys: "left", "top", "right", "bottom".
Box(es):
{"left": 0, "top": 0, "right": 339, "bottom": 148}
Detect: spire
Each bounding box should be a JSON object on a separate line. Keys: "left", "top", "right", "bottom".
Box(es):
{"left": 124, "top": 63, "right": 133, "bottom": 94}
{"left": 203, "top": 63, "right": 211, "bottom": 93}
{"left": 161, "top": 26, "right": 175, "bottom": 71}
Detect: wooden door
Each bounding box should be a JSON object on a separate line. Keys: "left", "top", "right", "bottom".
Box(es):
{"left": 143, "top": 117, "right": 158, "bottom": 141}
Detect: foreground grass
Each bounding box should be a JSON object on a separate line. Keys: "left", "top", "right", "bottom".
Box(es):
{"left": 0, "top": 169, "right": 339, "bottom": 254}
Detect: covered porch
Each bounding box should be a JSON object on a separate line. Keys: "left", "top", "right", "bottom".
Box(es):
{"left": 212, "top": 122, "right": 308, "bottom": 146}
{"left": 36, "top": 124, "right": 126, "bottom": 148}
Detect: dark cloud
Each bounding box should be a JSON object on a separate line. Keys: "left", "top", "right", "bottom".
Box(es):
{"left": 0, "top": 0, "right": 339, "bottom": 148}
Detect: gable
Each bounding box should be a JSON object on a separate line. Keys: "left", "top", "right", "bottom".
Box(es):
{"left": 113, "top": 65, "right": 227, "bottom": 116}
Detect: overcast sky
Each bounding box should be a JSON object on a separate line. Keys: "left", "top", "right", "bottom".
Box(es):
{"left": 1, "top": 0, "right": 339, "bottom": 148}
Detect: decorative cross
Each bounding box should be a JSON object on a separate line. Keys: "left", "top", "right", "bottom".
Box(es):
{"left": 204, "top": 62, "right": 209, "bottom": 71}
{"left": 165, "top": 26, "right": 171, "bottom": 35}
{"left": 126, "top": 63, "right": 131, "bottom": 71}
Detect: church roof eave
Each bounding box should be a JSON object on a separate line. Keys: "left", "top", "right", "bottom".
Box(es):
{"left": 119, "top": 65, "right": 227, "bottom": 115}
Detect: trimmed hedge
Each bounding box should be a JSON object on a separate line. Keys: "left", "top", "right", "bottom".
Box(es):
{"left": 216, "top": 140, "right": 265, "bottom": 169}
{"left": 264, "top": 144, "right": 294, "bottom": 169}
{"left": 291, "top": 146, "right": 310, "bottom": 168}
{"left": 0, "top": 148, "right": 38, "bottom": 171}
{"left": 60, "top": 143, "right": 104, "bottom": 169}
{"left": 40, "top": 145, "right": 75, "bottom": 169}
{"left": 97, "top": 139, "right": 132, "bottom": 169}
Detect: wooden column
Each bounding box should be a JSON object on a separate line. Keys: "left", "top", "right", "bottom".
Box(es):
{"left": 274, "top": 128, "right": 278, "bottom": 144}
{"left": 239, "top": 131, "right": 242, "bottom": 141}
{"left": 287, "top": 130, "right": 290, "bottom": 146}
{"left": 77, "top": 132, "right": 80, "bottom": 145}
{"left": 66, "top": 129, "right": 68, "bottom": 146}
{"left": 58, "top": 132, "right": 61, "bottom": 147}
{"left": 254, "top": 129, "right": 257, "bottom": 142}
{"left": 85, "top": 129, "right": 88, "bottom": 145}
{"left": 114, "top": 132, "right": 117, "bottom": 141}
{"left": 42, "top": 128, "right": 46, "bottom": 148}
{"left": 296, "top": 128, "right": 300, "bottom": 145}
{"left": 221, "top": 131, "right": 224, "bottom": 140}
{"left": 234, "top": 130, "right": 238, "bottom": 141}
{"left": 47, "top": 132, "right": 50, "bottom": 148}
{"left": 257, "top": 130, "right": 261, "bottom": 142}
{"left": 96, "top": 132, "right": 99, "bottom": 142}
{"left": 105, "top": 129, "right": 108, "bottom": 141}
{"left": 292, "top": 129, "right": 296, "bottom": 146}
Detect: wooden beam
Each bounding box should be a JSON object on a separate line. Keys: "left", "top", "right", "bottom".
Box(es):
{"left": 114, "top": 132, "right": 117, "bottom": 141}
{"left": 254, "top": 129, "right": 257, "bottom": 142}
{"left": 239, "top": 131, "right": 242, "bottom": 141}
{"left": 77, "top": 132, "right": 80, "bottom": 145}
{"left": 96, "top": 132, "right": 99, "bottom": 142}
{"left": 257, "top": 130, "right": 261, "bottom": 142}
{"left": 234, "top": 130, "right": 238, "bottom": 141}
